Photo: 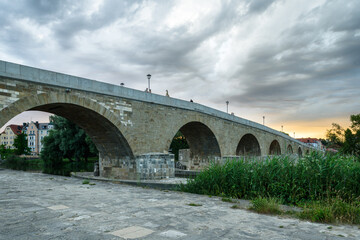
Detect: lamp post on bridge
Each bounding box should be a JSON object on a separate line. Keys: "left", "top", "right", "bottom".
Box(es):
{"left": 263, "top": 116, "right": 265, "bottom": 125}
{"left": 147, "top": 74, "right": 151, "bottom": 92}
{"left": 226, "top": 101, "right": 229, "bottom": 113}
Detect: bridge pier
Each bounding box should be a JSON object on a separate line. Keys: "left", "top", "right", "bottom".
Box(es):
{"left": 99, "top": 153, "right": 175, "bottom": 180}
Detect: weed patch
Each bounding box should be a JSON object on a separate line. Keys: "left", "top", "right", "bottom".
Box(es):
{"left": 82, "top": 180, "right": 90, "bottom": 184}
{"left": 231, "top": 205, "right": 241, "bottom": 209}
{"left": 298, "top": 199, "right": 360, "bottom": 224}
{"left": 221, "top": 197, "right": 233, "bottom": 203}
{"left": 249, "top": 197, "right": 282, "bottom": 215}
{"left": 187, "top": 203, "right": 202, "bottom": 207}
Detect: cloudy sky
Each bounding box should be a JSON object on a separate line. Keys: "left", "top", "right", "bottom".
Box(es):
{"left": 1, "top": 0, "right": 359, "bottom": 138}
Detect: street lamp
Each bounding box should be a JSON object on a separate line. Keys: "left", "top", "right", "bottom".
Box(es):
{"left": 226, "top": 101, "right": 229, "bottom": 113}
{"left": 147, "top": 74, "right": 151, "bottom": 92}
{"left": 263, "top": 116, "right": 265, "bottom": 125}
{"left": 281, "top": 125, "right": 283, "bottom": 132}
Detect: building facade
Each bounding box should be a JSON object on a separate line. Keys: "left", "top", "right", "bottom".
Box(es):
{"left": 22, "top": 121, "right": 53, "bottom": 155}
{"left": 38, "top": 123, "right": 53, "bottom": 153}
{"left": 0, "top": 125, "right": 22, "bottom": 149}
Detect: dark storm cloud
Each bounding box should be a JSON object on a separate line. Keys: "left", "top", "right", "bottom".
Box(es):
{"left": 224, "top": 0, "right": 360, "bottom": 121}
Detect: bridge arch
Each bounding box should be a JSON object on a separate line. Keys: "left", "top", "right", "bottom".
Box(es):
{"left": 298, "top": 147, "right": 303, "bottom": 157}
{"left": 168, "top": 121, "right": 221, "bottom": 161}
{"left": 287, "top": 144, "right": 293, "bottom": 154}
{"left": 0, "top": 92, "right": 134, "bottom": 176}
{"left": 269, "top": 140, "right": 281, "bottom": 155}
{"left": 236, "top": 133, "right": 261, "bottom": 156}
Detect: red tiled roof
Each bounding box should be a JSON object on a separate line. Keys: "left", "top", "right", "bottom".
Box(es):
{"left": 296, "top": 138, "right": 320, "bottom": 144}
{"left": 9, "top": 125, "right": 22, "bottom": 135}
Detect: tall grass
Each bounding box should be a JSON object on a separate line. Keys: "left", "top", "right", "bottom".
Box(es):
{"left": 181, "top": 153, "right": 360, "bottom": 204}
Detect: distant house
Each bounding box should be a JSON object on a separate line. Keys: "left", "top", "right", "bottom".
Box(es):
{"left": 38, "top": 123, "right": 54, "bottom": 153}
{"left": 0, "top": 125, "right": 23, "bottom": 149}
{"left": 22, "top": 121, "right": 53, "bottom": 155}
{"left": 296, "top": 138, "right": 325, "bottom": 151}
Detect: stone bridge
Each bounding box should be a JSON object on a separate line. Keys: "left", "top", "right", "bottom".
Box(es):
{"left": 0, "top": 60, "right": 313, "bottom": 179}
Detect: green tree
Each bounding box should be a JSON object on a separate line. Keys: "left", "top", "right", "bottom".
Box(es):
{"left": 327, "top": 114, "right": 360, "bottom": 156}
{"left": 41, "top": 130, "right": 64, "bottom": 174}
{"left": 41, "top": 116, "right": 98, "bottom": 174}
{"left": 13, "top": 133, "right": 30, "bottom": 155}
{"left": 350, "top": 114, "right": 360, "bottom": 131}
{"left": 343, "top": 114, "right": 360, "bottom": 156}
{"left": 48, "top": 115, "right": 98, "bottom": 162}
{"left": 326, "top": 123, "right": 344, "bottom": 147}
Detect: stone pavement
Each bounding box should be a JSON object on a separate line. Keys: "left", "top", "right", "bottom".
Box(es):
{"left": 1, "top": 170, "right": 359, "bottom": 240}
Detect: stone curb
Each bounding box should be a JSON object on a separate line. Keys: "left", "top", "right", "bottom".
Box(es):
{"left": 71, "top": 172, "right": 183, "bottom": 190}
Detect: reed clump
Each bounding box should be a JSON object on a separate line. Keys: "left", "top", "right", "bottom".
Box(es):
{"left": 181, "top": 153, "right": 360, "bottom": 204}
{"left": 181, "top": 153, "right": 360, "bottom": 224}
